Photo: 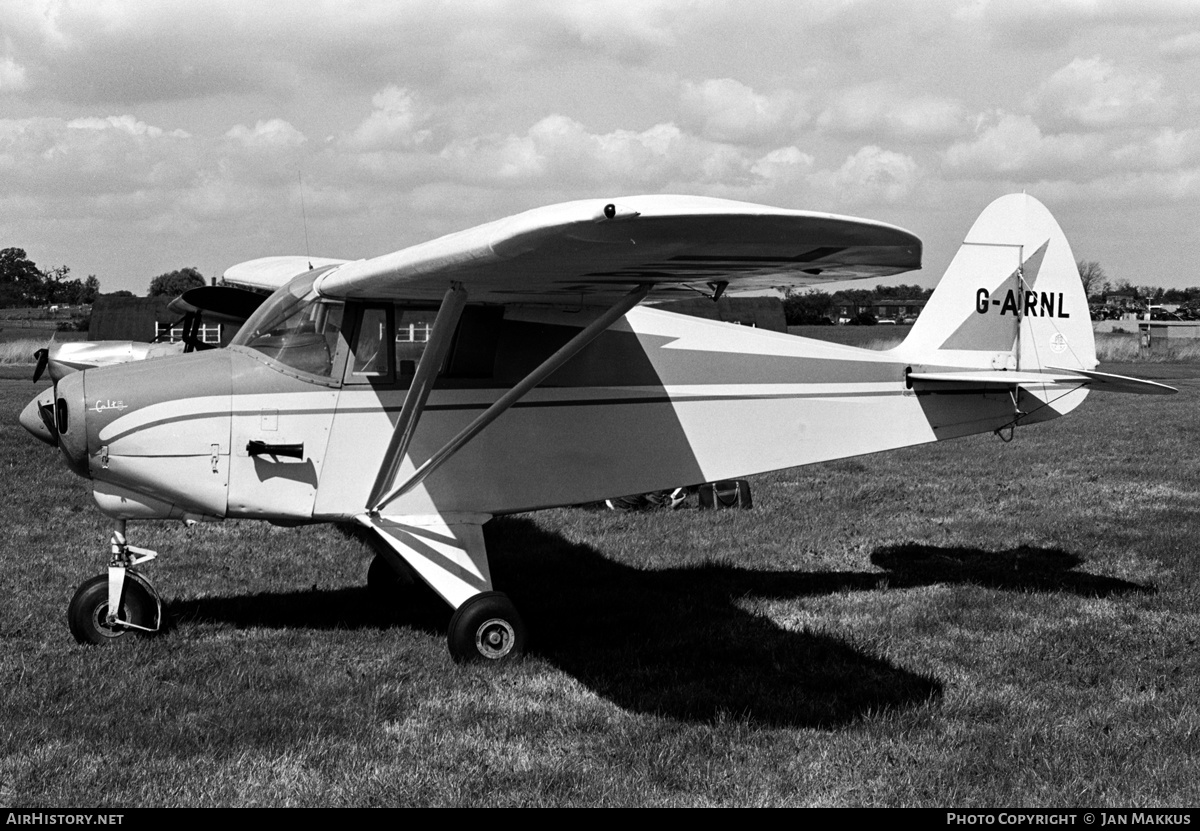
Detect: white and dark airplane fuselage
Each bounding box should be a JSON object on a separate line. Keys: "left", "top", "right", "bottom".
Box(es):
{"left": 44, "top": 303, "right": 1085, "bottom": 525}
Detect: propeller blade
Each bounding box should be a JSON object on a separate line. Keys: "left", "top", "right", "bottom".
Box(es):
{"left": 32, "top": 348, "right": 49, "bottom": 383}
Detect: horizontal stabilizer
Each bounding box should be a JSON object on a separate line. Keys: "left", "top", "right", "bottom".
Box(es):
{"left": 1046, "top": 366, "right": 1178, "bottom": 395}
{"left": 909, "top": 368, "right": 1176, "bottom": 395}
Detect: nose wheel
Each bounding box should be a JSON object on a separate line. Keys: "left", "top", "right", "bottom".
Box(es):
{"left": 67, "top": 573, "right": 161, "bottom": 644}
{"left": 67, "top": 520, "right": 164, "bottom": 645}
{"left": 447, "top": 591, "right": 527, "bottom": 663}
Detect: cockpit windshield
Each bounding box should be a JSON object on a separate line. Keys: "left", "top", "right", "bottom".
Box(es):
{"left": 230, "top": 272, "right": 344, "bottom": 377}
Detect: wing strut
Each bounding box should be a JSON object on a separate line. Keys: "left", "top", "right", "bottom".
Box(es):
{"left": 370, "top": 282, "right": 651, "bottom": 514}
{"left": 365, "top": 283, "right": 469, "bottom": 511}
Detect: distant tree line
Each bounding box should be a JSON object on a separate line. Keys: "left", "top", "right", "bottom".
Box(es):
{"left": 784, "top": 265, "right": 1200, "bottom": 326}
{"left": 148, "top": 267, "right": 206, "bottom": 297}
{"left": 782, "top": 283, "right": 934, "bottom": 326}
{"left": 1077, "top": 260, "right": 1200, "bottom": 307}
{"left": 0, "top": 248, "right": 100, "bottom": 308}
{"left": 0, "top": 249, "right": 212, "bottom": 310}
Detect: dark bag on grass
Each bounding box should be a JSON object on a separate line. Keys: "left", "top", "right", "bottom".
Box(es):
{"left": 698, "top": 479, "right": 752, "bottom": 509}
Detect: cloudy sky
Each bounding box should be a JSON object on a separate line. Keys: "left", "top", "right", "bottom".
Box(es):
{"left": 2, "top": 0, "right": 1198, "bottom": 295}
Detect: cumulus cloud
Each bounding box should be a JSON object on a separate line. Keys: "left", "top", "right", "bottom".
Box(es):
{"left": 0, "top": 1, "right": 695, "bottom": 106}
{"left": 818, "top": 85, "right": 968, "bottom": 141}
{"left": 1032, "top": 168, "right": 1200, "bottom": 206}
{"left": 943, "top": 112, "right": 1107, "bottom": 177}
{"left": 750, "top": 146, "right": 816, "bottom": 184}
{"left": 343, "top": 86, "right": 433, "bottom": 152}
{"left": 680, "top": 78, "right": 807, "bottom": 144}
{"left": 67, "top": 114, "right": 190, "bottom": 139}
{"left": 0, "top": 56, "right": 27, "bottom": 91}
{"left": 0, "top": 1, "right": 276, "bottom": 102}
{"left": 1111, "top": 127, "right": 1200, "bottom": 171}
{"left": 553, "top": 1, "right": 680, "bottom": 61}
{"left": 0, "top": 109, "right": 321, "bottom": 232}
{"left": 226, "top": 119, "right": 306, "bottom": 148}
{"left": 1160, "top": 30, "right": 1200, "bottom": 58}
{"left": 977, "top": 0, "right": 1200, "bottom": 51}
{"left": 942, "top": 109, "right": 1200, "bottom": 208}
{"left": 1, "top": 0, "right": 1197, "bottom": 292}
{"left": 812, "top": 145, "right": 919, "bottom": 204}
{"left": 0, "top": 114, "right": 196, "bottom": 211}
{"left": 1030, "top": 56, "right": 1173, "bottom": 130}
{"left": 437, "top": 115, "right": 724, "bottom": 188}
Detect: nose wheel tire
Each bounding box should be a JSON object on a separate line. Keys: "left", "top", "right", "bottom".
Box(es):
{"left": 447, "top": 591, "right": 527, "bottom": 663}
{"left": 67, "top": 574, "right": 158, "bottom": 645}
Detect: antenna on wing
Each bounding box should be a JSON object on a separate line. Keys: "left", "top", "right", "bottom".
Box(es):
{"left": 298, "top": 170, "right": 313, "bottom": 270}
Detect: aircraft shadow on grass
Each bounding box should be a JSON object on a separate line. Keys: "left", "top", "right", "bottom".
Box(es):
{"left": 165, "top": 517, "right": 1149, "bottom": 728}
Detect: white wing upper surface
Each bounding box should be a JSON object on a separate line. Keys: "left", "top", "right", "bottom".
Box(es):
{"left": 226, "top": 195, "right": 922, "bottom": 305}
{"left": 222, "top": 256, "right": 350, "bottom": 293}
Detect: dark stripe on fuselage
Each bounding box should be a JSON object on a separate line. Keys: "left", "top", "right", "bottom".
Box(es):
{"left": 98, "top": 389, "right": 910, "bottom": 446}
{"left": 496, "top": 322, "right": 899, "bottom": 388}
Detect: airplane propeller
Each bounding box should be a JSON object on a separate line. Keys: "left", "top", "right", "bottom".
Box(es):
{"left": 32, "top": 348, "right": 49, "bottom": 383}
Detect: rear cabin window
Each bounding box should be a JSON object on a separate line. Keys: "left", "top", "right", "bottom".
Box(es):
{"left": 395, "top": 309, "right": 435, "bottom": 382}
{"left": 341, "top": 303, "right": 502, "bottom": 387}
{"left": 443, "top": 306, "right": 503, "bottom": 379}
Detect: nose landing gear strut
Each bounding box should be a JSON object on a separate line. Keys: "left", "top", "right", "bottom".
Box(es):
{"left": 67, "top": 520, "right": 164, "bottom": 645}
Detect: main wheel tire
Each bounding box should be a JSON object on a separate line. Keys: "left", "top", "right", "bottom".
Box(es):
{"left": 447, "top": 591, "right": 527, "bottom": 663}
{"left": 67, "top": 574, "right": 157, "bottom": 645}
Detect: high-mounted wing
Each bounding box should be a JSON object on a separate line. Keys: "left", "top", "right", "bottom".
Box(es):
{"left": 293, "top": 195, "right": 920, "bottom": 305}
{"left": 222, "top": 256, "right": 349, "bottom": 293}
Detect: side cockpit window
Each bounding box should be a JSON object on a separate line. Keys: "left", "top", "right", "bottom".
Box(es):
{"left": 347, "top": 305, "right": 395, "bottom": 383}
{"left": 249, "top": 300, "right": 344, "bottom": 377}
{"left": 231, "top": 274, "right": 346, "bottom": 378}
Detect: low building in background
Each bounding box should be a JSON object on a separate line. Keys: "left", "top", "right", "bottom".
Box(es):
{"left": 89, "top": 294, "right": 235, "bottom": 345}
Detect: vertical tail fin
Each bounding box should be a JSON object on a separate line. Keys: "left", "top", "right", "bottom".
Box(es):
{"left": 894, "top": 194, "right": 1095, "bottom": 372}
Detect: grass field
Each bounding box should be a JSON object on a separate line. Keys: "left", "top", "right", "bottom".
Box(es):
{"left": 0, "top": 340, "right": 44, "bottom": 363}
{"left": 1, "top": 358, "right": 1198, "bottom": 807}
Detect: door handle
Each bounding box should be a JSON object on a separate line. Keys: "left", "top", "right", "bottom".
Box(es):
{"left": 246, "top": 440, "right": 304, "bottom": 459}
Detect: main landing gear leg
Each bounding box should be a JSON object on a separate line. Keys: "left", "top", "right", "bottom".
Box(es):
{"left": 67, "top": 520, "right": 164, "bottom": 645}
{"left": 360, "top": 289, "right": 648, "bottom": 664}
{"left": 358, "top": 513, "right": 526, "bottom": 663}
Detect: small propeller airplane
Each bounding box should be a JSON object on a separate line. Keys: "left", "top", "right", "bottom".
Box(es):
{"left": 19, "top": 193, "right": 1175, "bottom": 662}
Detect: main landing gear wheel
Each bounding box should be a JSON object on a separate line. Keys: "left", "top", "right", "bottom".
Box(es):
{"left": 447, "top": 591, "right": 527, "bottom": 664}
{"left": 67, "top": 574, "right": 158, "bottom": 645}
